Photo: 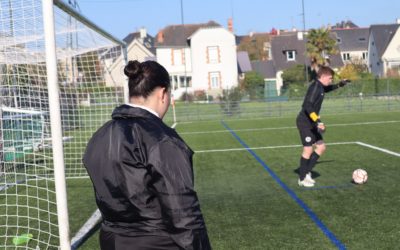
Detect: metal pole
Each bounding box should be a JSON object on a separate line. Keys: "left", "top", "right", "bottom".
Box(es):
{"left": 122, "top": 43, "right": 129, "bottom": 103}
{"left": 42, "top": 1, "right": 70, "bottom": 249}
{"left": 302, "top": 0, "right": 309, "bottom": 83}
{"left": 53, "top": 0, "right": 124, "bottom": 46}
{"left": 180, "top": 0, "right": 188, "bottom": 103}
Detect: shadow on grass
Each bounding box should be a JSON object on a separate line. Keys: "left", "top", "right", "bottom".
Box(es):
{"left": 293, "top": 159, "right": 336, "bottom": 180}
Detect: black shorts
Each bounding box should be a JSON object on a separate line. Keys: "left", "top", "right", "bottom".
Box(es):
{"left": 296, "top": 119, "right": 323, "bottom": 146}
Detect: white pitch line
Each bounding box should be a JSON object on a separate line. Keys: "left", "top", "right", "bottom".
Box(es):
{"left": 195, "top": 141, "right": 356, "bottom": 153}
{"left": 356, "top": 141, "right": 400, "bottom": 157}
{"left": 171, "top": 123, "right": 177, "bottom": 128}
{"left": 180, "top": 126, "right": 295, "bottom": 135}
{"left": 179, "top": 120, "right": 400, "bottom": 135}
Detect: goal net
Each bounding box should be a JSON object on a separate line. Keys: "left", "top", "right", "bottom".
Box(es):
{"left": 0, "top": 0, "right": 127, "bottom": 248}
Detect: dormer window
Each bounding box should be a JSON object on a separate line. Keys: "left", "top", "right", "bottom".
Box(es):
{"left": 286, "top": 50, "right": 296, "bottom": 61}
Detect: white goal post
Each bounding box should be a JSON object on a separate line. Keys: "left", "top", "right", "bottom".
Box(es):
{"left": 0, "top": 0, "right": 127, "bottom": 249}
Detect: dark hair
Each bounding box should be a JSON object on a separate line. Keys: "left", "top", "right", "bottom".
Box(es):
{"left": 317, "top": 66, "right": 334, "bottom": 79}
{"left": 124, "top": 60, "right": 170, "bottom": 98}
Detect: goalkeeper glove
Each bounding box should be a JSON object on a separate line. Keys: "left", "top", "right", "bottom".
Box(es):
{"left": 338, "top": 79, "right": 351, "bottom": 87}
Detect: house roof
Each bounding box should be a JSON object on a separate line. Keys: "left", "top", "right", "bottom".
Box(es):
{"left": 270, "top": 32, "right": 343, "bottom": 72}
{"left": 101, "top": 46, "right": 122, "bottom": 60}
{"left": 235, "top": 35, "right": 247, "bottom": 45}
{"left": 251, "top": 60, "right": 276, "bottom": 79}
{"left": 331, "top": 28, "right": 369, "bottom": 52}
{"left": 369, "top": 24, "right": 400, "bottom": 58}
{"left": 237, "top": 51, "right": 252, "bottom": 73}
{"left": 101, "top": 30, "right": 155, "bottom": 61}
{"left": 123, "top": 32, "right": 156, "bottom": 54}
{"left": 154, "top": 21, "right": 221, "bottom": 47}
{"left": 271, "top": 33, "right": 307, "bottom": 71}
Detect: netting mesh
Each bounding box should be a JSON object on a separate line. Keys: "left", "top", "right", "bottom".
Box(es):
{"left": 1, "top": 0, "right": 126, "bottom": 248}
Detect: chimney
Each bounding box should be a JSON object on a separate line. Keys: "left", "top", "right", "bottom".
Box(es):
{"left": 297, "top": 31, "right": 303, "bottom": 40}
{"left": 140, "top": 28, "right": 147, "bottom": 38}
{"left": 157, "top": 30, "right": 164, "bottom": 43}
{"left": 228, "top": 18, "right": 233, "bottom": 33}
{"left": 396, "top": 18, "right": 400, "bottom": 24}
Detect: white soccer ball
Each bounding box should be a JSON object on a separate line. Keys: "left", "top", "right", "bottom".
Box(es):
{"left": 352, "top": 169, "right": 368, "bottom": 184}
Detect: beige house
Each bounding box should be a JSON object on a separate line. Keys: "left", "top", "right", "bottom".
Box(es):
{"left": 368, "top": 23, "right": 400, "bottom": 77}
{"left": 331, "top": 28, "right": 369, "bottom": 65}
{"left": 104, "top": 28, "right": 155, "bottom": 87}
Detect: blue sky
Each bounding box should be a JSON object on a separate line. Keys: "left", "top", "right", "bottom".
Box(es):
{"left": 75, "top": 0, "right": 400, "bottom": 40}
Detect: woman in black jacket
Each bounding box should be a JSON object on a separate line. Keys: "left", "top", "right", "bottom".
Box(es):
{"left": 83, "top": 60, "right": 211, "bottom": 250}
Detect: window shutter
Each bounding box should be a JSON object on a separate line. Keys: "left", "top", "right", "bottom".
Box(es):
{"left": 206, "top": 47, "right": 209, "bottom": 64}
{"left": 218, "top": 46, "right": 221, "bottom": 63}
{"left": 208, "top": 72, "right": 211, "bottom": 89}
{"left": 171, "top": 49, "right": 175, "bottom": 65}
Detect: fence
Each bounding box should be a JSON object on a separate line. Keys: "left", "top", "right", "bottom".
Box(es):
{"left": 165, "top": 80, "right": 400, "bottom": 122}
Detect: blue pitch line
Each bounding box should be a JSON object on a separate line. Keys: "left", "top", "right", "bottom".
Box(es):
{"left": 221, "top": 121, "right": 346, "bottom": 250}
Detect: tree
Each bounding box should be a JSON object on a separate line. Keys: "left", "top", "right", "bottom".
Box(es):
{"left": 339, "top": 59, "right": 371, "bottom": 80}
{"left": 237, "top": 34, "right": 270, "bottom": 61}
{"left": 281, "top": 64, "right": 308, "bottom": 88}
{"left": 241, "top": 71, "right": 265, "bottom": 99}
{"left": 76, "top": 51, "right": 103, "bottom": 86}
{"left": 306, "top": 28, "right": 338, "bottom": 69}
{"left": 339, "top": 64, "right": 359, "bottom": 80}
{"left": 219, "top": 87, "right": 243, "bottom": 116}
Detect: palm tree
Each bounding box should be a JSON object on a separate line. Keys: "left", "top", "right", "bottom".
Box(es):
{"left": 306, "top": 28, "right": 338, "bottom": 70}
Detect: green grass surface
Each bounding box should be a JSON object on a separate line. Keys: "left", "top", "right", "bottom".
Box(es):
{"left": 71, "top": 110, "right": 400, "bottom": 249}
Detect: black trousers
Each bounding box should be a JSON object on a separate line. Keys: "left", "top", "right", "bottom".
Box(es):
{"left": 100, "top": 229, "right": 182, "bottom": 250}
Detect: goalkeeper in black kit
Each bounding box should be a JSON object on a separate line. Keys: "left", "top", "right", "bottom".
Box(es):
{"left": 296, "top": 66, "right": 350, "bottom": 187}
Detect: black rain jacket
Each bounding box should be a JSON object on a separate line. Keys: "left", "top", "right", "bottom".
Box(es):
{"left": 297, "top": 80, "right": 339, "bottom": 127}
{"left": 83, "top": 105, "right": 211, "bottom": 250}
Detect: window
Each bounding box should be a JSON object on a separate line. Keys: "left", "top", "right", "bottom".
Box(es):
{"left": 179, "top": 76, "right": 186, "bottom": 88}
{"left": 173, "top": 49, "right": 182, "bottom": 65}
{"left": 207, "top": 46, "right": 220, "bottom": 64}
{"left": 362, "top": 52, "right": 368, "bottom": 60}
{"left": 209, "top": 72, "right": 220, "bottom": 89}
{"left": 179, "top": 76, "right": 191, "bottom": 88}
{"left": 343, "top": 53, "right": 351, "bottom": 61}
{"left": 286, "top": 50, "right": 295, "bottom": 61}
{"left": 337, "top": 38, "right": 342, "bottom": 43}
{"left": 173, "top": 75, "right": 178, "bottom": 89}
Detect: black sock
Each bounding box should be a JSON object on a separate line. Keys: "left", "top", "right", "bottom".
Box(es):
{"left": 299, "top": 157, "right": 309, "bottom": 180}
{"left": 307, "top": 152, "right": 320, "bottom": 173}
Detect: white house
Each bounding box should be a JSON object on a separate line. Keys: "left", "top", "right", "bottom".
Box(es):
{"left": 188, "top": 26, "right": 238, "bottom": 97}
{"left": 103, "top": 28, "right": 155, "bottom": 87}
{"left": 368, "top": 23, "right": 400, "bottom": 77}
{"left": 155, "top": 21, "right": 238, "bottom": 99}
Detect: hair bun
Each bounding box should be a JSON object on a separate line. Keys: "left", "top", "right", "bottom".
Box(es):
{"left": 124, "top": 60, "right": 142, "bottom": 78}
